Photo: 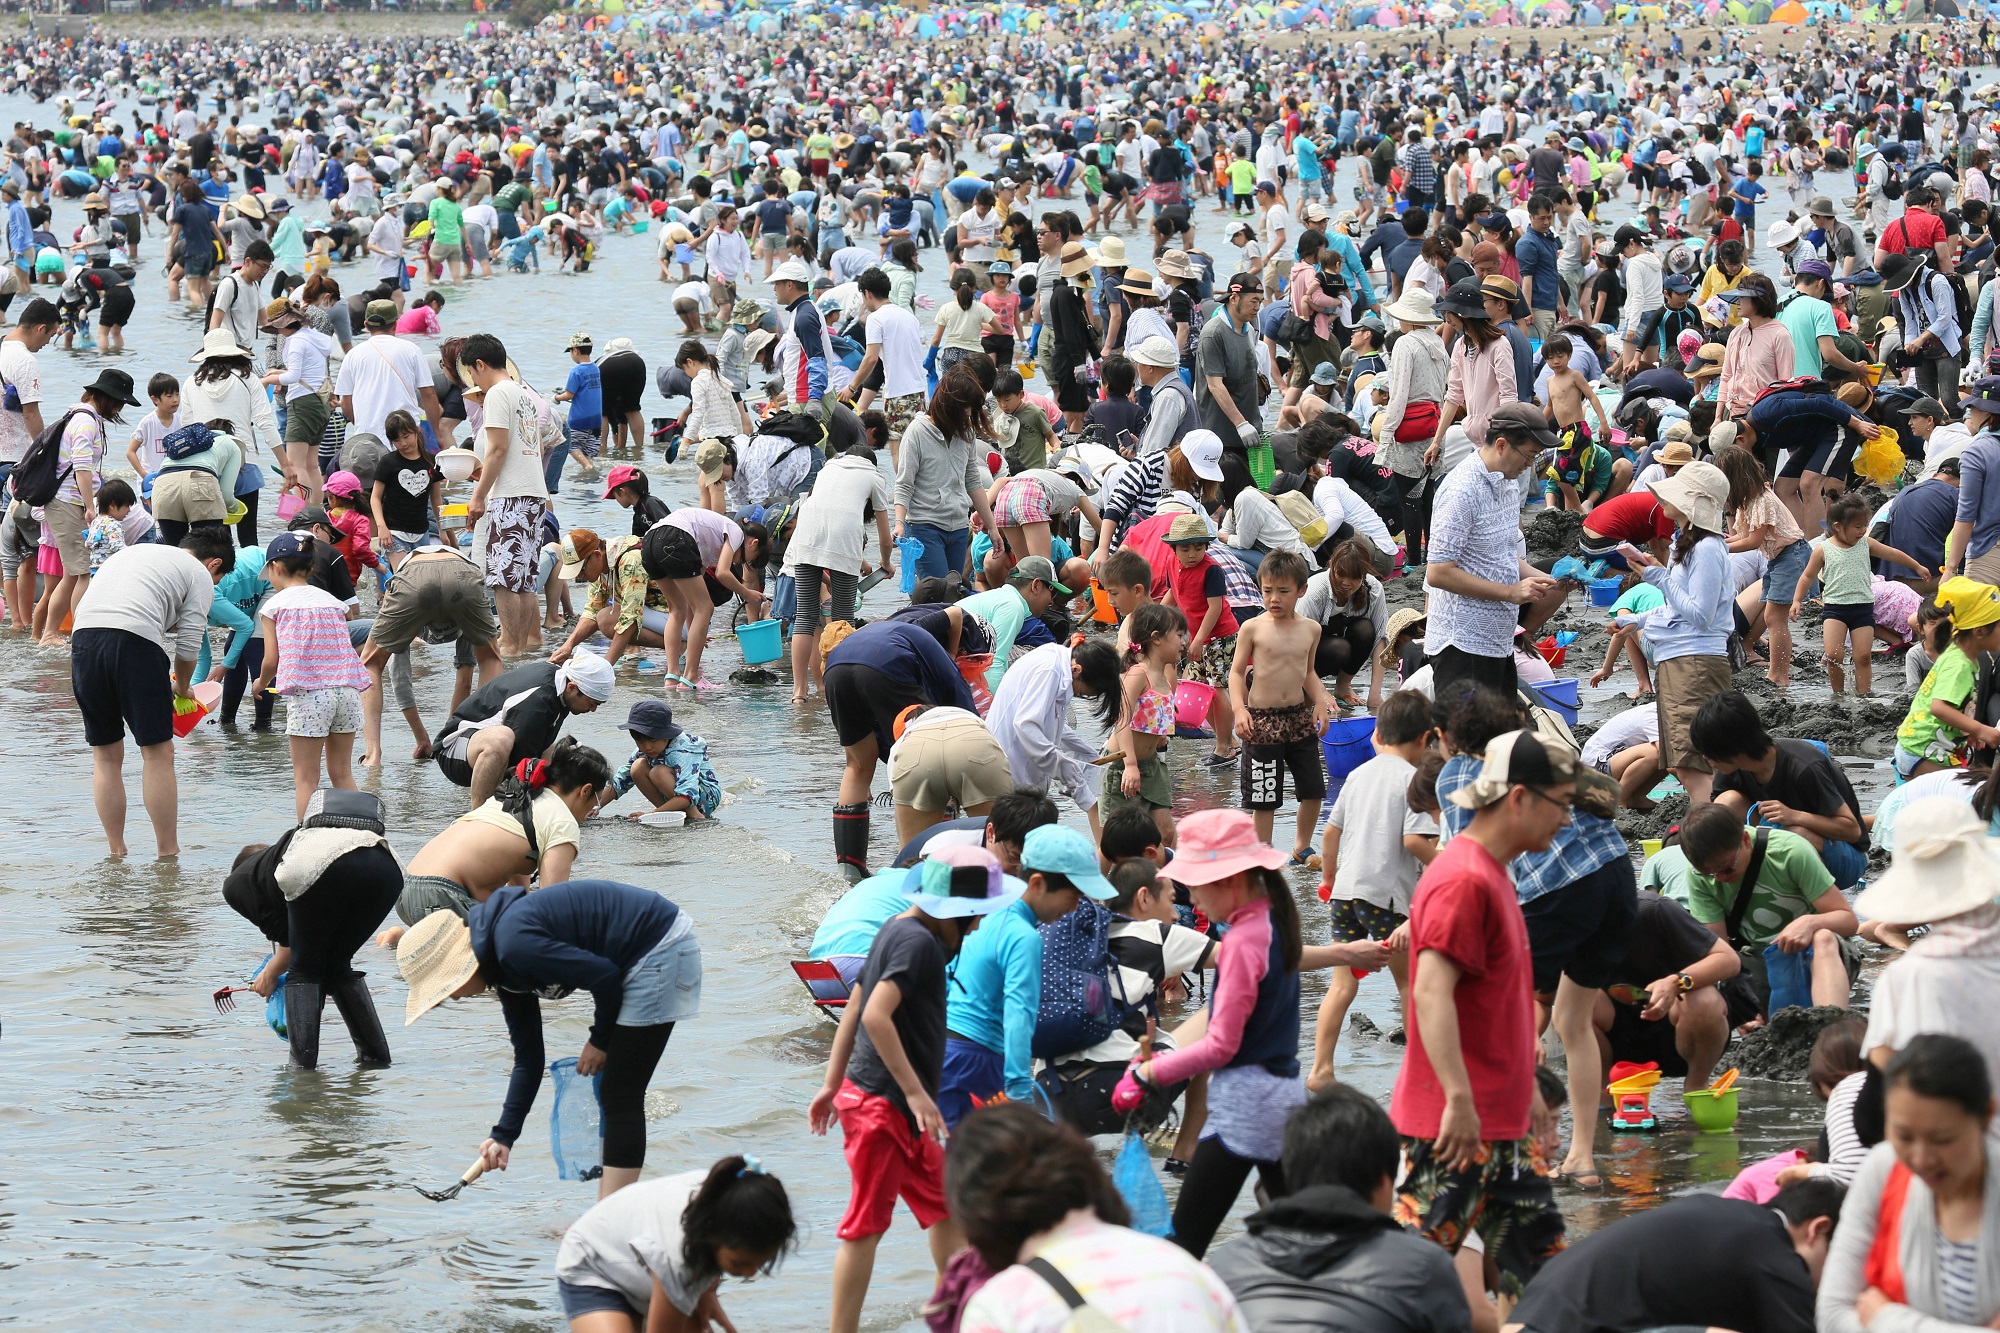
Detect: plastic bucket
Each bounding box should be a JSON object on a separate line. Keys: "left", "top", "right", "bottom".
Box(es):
{"left": 1588, "top": 576, "right": 1623, "bottom": 607}
{"left": 735, "top": 618, "right": 783, "bottom": 665}
{"left": 1319, "top": 716, "right": 1377, "bottom": 781}
{"left": 276, "top": 490, "right": 305, "bottom": 523}
{"left": 897, "top": 536, "right": 926, "bottom": 594}
{"left": 1172, "top": 680, "right": 1215, "bottom": 728}
{"left": 1641, "top": 837, "right": 1664, "bottom": 858}
{"left": 1684, "top": 1086, "right": 1740, "bottom": 1132}
{"left": 1089, "top": 578, "right": 1117, "bottom": 625}
{"left": 1530, "top": 677, "right": 1580, "bottom": 727}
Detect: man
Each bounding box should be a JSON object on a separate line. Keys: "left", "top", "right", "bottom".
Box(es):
{"left": 1945, "top": 378, "right": 2000, "bottom": 583}
{"left": 207, "top": 239, "right": 272, "bottom": 365}
{"left": 1884, "top": 250, "right": 1965, "bottom": 414}
{"left": 1589, "top": 889, "right": 1748, "bottom": 1098}
{"left": 0, "top": 297, "right": 54, "bottom": 503}
{"left": 1195, "top": 271, "right": 1265, "bottom": 447}
{"left": 1678, "top": 800, "right": 1863, "bottom": 1012}
{"left": 1399, "top": 127, "right": 1437, "bottom": 210}
{"left": 1514, "top": 194, "right": 1564, "bottom": 342}
{"left": 1359, "top": 206, "right": 1425, "bottom": 300}
{"left": 1877, "top": 454, "right": 1957, "bottom": 592}
{"left": 1614, "top": 225, "right": 1664, "bottom": 378}
{"left": 1527, "top": 130, "right": 1567, "bottom": 194}
{"left": 1782, "top": 259, "right": 1871, "bottom": 381}
{"left": 956, "top": 187, "right": 1000, "bottom": 287}
{"left": 365, "top": 196, "right": 407, "bottom": 314}
{"left": 548, "top": 529, "right": 668, "bottom": 667}
{"left": 70, "top": 529, "right": 234, "bottom": 858}
{"left": 335, "top": 299, "right": 442, "bottom": 444}
{"left": 958, "top": 556, "right": 1070, "bottom": 692}
{"left": 770, "top": 257, "right": 829, "bottom": 418}
{"left": 1130, "top": 335, "right": 1195, "bottom": 456}
{"left": 1691, "top": 691, "right": 1872, "bottom": 889}
{"left": 842, "top": 267, "right": 925, "bottom": 445}
{"left": 1209, "top": 1085, "right": 1470, "bottom": 1330}
{"left": 1807, "top": 195, "right": 1861, "bottom": 278}
{"left": 1873, "top": 182, "right": 1955, "bottom": 275}
{"left": 462, "top": 333, "right": 549, "bottom": 658}
{"left": 1502, "top": 1182, "right": 1844, "bottom": 1333}
{"left": 430, "top": 651, "right": 613, "bottom": 806}
{"left": 1392, "top": 729, "right": 1570, "bottom": 1298}
{"left": 2, "top": 181, "right": 31, "bottom": 288}
{"left": 1424, "top": 403, "right": 1561, "bottom": 701}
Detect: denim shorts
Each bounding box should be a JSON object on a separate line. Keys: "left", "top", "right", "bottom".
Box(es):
{"left": 557, "top": 1278, "right": 640, "bottom": 1321}
{"left": 1762, "top": 538, "right": 1812, "bottom": 606}
{"left": 618, "top": 918, "right": 702, "bottom": 1026}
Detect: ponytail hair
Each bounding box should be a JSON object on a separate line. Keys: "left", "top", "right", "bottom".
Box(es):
{"left": 953, "top": 268, "right": 977, "bottom": 309}
{"left": 680, "top": 1155, "right": 797, "bottom": 1284}
{"left": 1252, "top": 867, "right": 1304, "bottom": 972}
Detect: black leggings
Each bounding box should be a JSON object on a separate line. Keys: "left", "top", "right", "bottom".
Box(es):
{"left": 221, "top": 631, "right": 274, "bottom": 727}
{"left": 600, "top": 1021, "right": 674, "bottom": 1169}
{"left": 1393, "top": 472, "right": 1433, "bottom": 563}
{"left": 1313, "top": 612, "right": 1378, "bottom": 680}
{"left": 1172, "top": 1136, "right": 1285, "bottom": 1259}
{"left": 233, "top": 486, "right": 259, "bottom": 548}
{"left": 286, "top": 845, "right": 401, "bottom": 985}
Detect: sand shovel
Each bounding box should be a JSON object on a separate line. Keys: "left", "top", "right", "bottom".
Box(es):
{"left": 413, "top": 1157, "right": 488, "bottom": 1202}
{"left": 1711, "top": 1067, "right": 1741, "bottom": 1095}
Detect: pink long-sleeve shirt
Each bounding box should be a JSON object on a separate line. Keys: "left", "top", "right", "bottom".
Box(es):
{"left": 1445, "top": 332, "right": 1516, "bottom": 451}
{"left": 1718, "top": 317, "right": 1794, "bottom": 419}
{"left": 1150, "top": 898, "right": 1273, "bottom": 1086}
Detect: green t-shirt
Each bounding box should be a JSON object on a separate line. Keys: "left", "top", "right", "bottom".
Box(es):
{"left": 1777, "top": 293, "right": 1837, "bottom": 378}
{"left": 493, "top": 182, "right": 532, "bottom": 215}
{"left": 1898, "top": 643, "right": 1978, "bottom": 758}
{"left": 1641, "top": 844, "right": 1693, "bottom": 907}
{"left": 1610, "top": 583, "right": 1665, "bottom": 618}
{"left": 427, "top": 197, "right": 464, "bottom": 246}
{"left": 1684, "top": 827, "right": 1836, "bottom": 948}
{"left": 1228, "top": 158, "right": 1257, "bottom": 191}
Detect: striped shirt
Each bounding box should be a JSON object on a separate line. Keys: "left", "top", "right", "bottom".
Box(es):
{"left": 261, "top": 584, "right": 369, "bottom": 694}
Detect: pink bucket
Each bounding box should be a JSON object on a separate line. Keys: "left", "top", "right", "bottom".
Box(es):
{"left": 1173, "top": 680, "right": 1215, "bottom": 728}
{"left": 276, "top": 490, "right": 306, "bottom": 523}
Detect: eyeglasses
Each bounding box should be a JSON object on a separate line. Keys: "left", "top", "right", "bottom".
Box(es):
{"left": 1521, "top": 786, "right": 1572, "bottom": 813}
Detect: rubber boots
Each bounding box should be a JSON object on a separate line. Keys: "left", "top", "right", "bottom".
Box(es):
{"left": 329, "top": 973, "right": 393, "bottom": 1066}
{"left": 833, "top": 801, "right": 872, "bottom": 884}
{"left": 285, "top": 981, "right": 324, "bottom": 1070}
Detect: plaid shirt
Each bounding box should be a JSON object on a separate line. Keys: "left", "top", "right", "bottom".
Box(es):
{"left": 1436, "top": 754, "right": 1628, "bottom": 903}
{"left": 1400, "top": 141, "right": 1438, "bottom": 195}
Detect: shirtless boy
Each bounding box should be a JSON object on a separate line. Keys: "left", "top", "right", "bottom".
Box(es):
{"left": 1228, "top": 550, "right": 1335, "bottom": 859}
{"left": 1540, "top": 333, "right": 1616, "bottom": 512}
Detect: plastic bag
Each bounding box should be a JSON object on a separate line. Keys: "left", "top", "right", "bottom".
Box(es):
{"left": 255, "top": 952, "right": 288, "bottom": 1039}
{"left": 1112, "top": 1131, "right": 1173, "bottom": 1238}
{"left": 549, "top": 1057, "right": 605, "bottom": 1182}
{"left": 1853, "top": 425, "right": 1904, "bottom": 486}
{"left": 1763, "top": 943, "right": 1815, "bottom": 1016}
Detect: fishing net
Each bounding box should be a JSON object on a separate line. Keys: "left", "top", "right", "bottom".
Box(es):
{"left": 549, "top": 1057, "right": 605, "bottom": 1182}
{"left": 1112, "top": 1131, "right": 1173, "bottom": 1238}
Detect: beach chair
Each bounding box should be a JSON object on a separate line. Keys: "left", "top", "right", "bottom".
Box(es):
{"left": 791, "top": 960, "right": 851, "bottom": 1021}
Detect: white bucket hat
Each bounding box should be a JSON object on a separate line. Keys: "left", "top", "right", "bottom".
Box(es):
{"left": 1856, "top": 797, "right": 2000, "bottom": 925}
{"left": 1651, "top": 459, "right": 1730, "bottom": 533}
{"left": 1383, "top": 287, "right": 1442, "bottom": 325}
{"left": 1128, "top": 335, "right": 1179, "bottom": 368}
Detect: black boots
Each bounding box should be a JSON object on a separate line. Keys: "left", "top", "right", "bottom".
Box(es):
{"left": 329, "top": 973, "right": 392, "bottom": 1066}
{"left": 833, "top": 802, "right": 872, "bottom": 884}
{"left": 285, "top": 981, "right": 324, "bottom": 1070}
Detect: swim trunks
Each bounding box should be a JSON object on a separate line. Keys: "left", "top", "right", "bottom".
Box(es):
{"left": 1241, "top": 699, "right": 1327, "bottom": 810}
{"left": 397, "top": 871, "right": 474, "bottom": 925}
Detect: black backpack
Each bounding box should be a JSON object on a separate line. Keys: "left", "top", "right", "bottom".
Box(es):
{"left": 1687, "top": 155, "right": 1712, "bottom": 187}
{"left": 7, "top": 406, "right": 90, "bottom": 506}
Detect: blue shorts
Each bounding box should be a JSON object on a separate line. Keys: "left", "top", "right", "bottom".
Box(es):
{"left": 617, "top": 923, "right": 703, "bottom": 1026}
{"left": 1763, "top": 538, "right": 1812, "bottom": 606}
{"left": 557, "top": 1279, "right": 641, "bottom": 1322}
{"left": 937, "top": 1035, "right": 1004, "bottom": 1129}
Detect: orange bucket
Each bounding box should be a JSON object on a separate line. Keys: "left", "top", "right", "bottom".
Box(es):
{"left": 1089, "top": 578, "right": 1117, "bottom": 625}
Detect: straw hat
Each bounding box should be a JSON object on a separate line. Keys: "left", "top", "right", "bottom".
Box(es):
{"left": 1378, "top": 606, "right": 1427, "bottom": 665}
{"left": 189, "top": 327, "right": 252, "bottom": 363}
{"left": 1118, "top": 268, "right": 1159, "bottom": 298}
{"left": 1156, "top": 248, "right": 1195, "bottom": 280}
{"left": 397, "top": 909, "right": 481, "bottom": 1025}
{"left": 1058, "top": 241, "right": 1096, "bottom": 279}
{"left": 1096, "top": 234, "right": 1127, "bottom": 266}
{"left": 232, "top": 192, "right": 267, "bottom": 220}
{"left": 1655, "top": 438, "right": 1697, "bottom": 467}
{"left": 1652, "top": 459, "right": 1730, "bottom": 532}
{"left": 1383, "top": 286, "right": 1441, "bottom": 325}
{"left": 1855, "top": 797, "right": 2000, "bottom": 925}
{"left": 1169, "top": 808, "right": 1291, "bottom": 885}
{"left": 1163, "top": 513, "right": 1212, "bottom": 545}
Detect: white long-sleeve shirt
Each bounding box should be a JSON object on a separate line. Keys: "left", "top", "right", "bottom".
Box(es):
{"left": 986, "top": 643, "right": 1098, "bottom": 812}
{"left": 705, "top": 228, "right": 750, "bottom": 282}
{"left": 1224, "top": 486, "right": 1317, "bottom": 565}
{"left": 275, "top": 326, "right": 334, "bottom": 404}
{"left": 684, "top": 367, "right": 740, "bottom": 443}
{"left": 180, "top": 369, "right": 280, "bottom": 461}
{"left": 1620, "top": 251, "right": 1664, "bottom": 345}
{"left": 73, "top": 542, "right": 215, "bottom": 664}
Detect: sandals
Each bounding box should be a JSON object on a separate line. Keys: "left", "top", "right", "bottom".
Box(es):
{"left": 1200, "top": 750, "right": 1240, "bottom": 768}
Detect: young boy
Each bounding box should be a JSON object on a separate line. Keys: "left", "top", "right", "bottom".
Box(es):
{"left": 1728, "top": 160, "right": 1767, "bottom": 252}
{"left": 94, "top": 476, "right": 155, "bottom": 547}
{"left": 1099, "top": 546, "right": 1159, "bottom": 655}
{"left": 808, "top": 843, "right": 1011, "bottom": 1333}
{"left": 1308, "top": 688, "right": 1440, "bottom": 1088}
{"left": 369, "top": 408, "right": 443, "bottom": 572}
{"left": 126, "top": 372, "right": 180, "bottom": 479}
{"left": 1539, "top": 333, "right": 1616, "bottom": 513}
{"left": 602, "top": 698, "right": 721, "bottom": 822}
{"left": 1162, "top": 514, "right": 1239, "bottom": 763}
{"left": 994, "top": 369, "right": 1054, "bottom": 475}
{"left": 1227, "top": 547, "right": 1332, "bottom": 856}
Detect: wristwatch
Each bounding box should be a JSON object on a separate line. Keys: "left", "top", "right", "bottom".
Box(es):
{"left": 1676, "top": 972, "right": 1696, "bottom": 994}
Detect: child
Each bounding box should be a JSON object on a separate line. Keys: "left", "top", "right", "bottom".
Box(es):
{"left": 1539, "top": 333, "right": 1616, "bottom": 512}
{"left": 1162, "top": 513, "right": 1240, "bottom": 764}
{"left": 994, "top": 369, "right": 1053, "bottom": 475}
{"left": 1106, "top": 602, "right": 1186, "bottom": 848}
{"left": 1309, "top": 689, "right": 1440, "bottom": 1089}
{"left": 1904, "top": 596, "right": 1951, "bottom": 692}
{"left": 1083, "top": 354, "right": 1144, "bottom": 454}
{"left": 368, "top": 409, "right": 442, "bottom": 572}
{"left": 94, "top": 476, "right": 154, "bottom": 548}
{"left": 880, "top": 183, "right": 915, "bottom": 252}
{"left": 1229, "top": 549, "right": 1334, "bottom": 860}
{"left": 321, "top": 470, "right": 383, "bottom": 585}
{"left": 1728, "top": 160, "right": 1766, "bottom": 251}
{"left": 253, "top": 532, "right": 370, "bottom": 819}
{"left": 1099, "top": 545, "right": 1159, "bottom": 655}
{"left": 83, "top": 496, "right": 126, "bottom": 570}
{"left": 1894, "top": 576, "right": 2000, "bottom": 777}
{"left": 1793, "top": 493, "right": 1929, "bottom": 695}
{"left": 979, "top": 262, "right": 1020, "bottom": 369}
{"left": 500, "top": 224, "right": 544, "bottom": 273}
{"left": 126, "top": 372, "right": 180, "bottom": 479}
{"left": 1590, "top": 568, "right": 1667, "bottom": 698}
{"left": 604, "top": 699, "right": 722, "bottom": 822}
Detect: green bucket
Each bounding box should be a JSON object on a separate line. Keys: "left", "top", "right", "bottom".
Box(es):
{"left": 1683, "top": 1086, "right": 1739, "bottom": 1132}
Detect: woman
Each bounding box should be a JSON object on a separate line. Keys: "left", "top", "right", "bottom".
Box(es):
{"left": 988, "top": 464, "right": 1103, "bottom": 572}
{"left": 599, "top": 337, "right": 649, "bottom": 451}
{"left": 183, "top": 327, "right": 279, "bottom": 546}
{"left": 933, "top": 268, "right": 998, "bottom": 379}
{"left": 1121, "top": 267, "right": 1174, "bottom": 350}
{"left": 1096, "top": 434, "right": 1227, "bottom": 555}
{"left": 785, "top": 442, "right": 895, "bottom": 706}
{"left": 885, "top": 238, "right": 922, "bottom": 312}
{"left": 1716, "top": 272, "right": 1795, "bottom": 421}
{"left": 1428, "top": 277, "right": 1514, "bottom": 474}
{"left": 886, "top": 701, "right": 1017, "bottom": 843}
{"left": 675, "top": 339, "right": 751, "bottom": 455}
{"left": 1820, "top": 1033, "right": 2000, "bottom": 1333}
{"left": 397, "top": 877, "right": 703, "bottom": 1199}
{"left": 945, "top": 1103, "right": 1245, "bottom": 1332}
{"left": 1783, "top": 125, "right": 1823, "bottom": 210}
{"left": 427, "top": 179, "right": 465, "bottom": 283}
{"left": 1579, "top": 242, "right": 1625, "bottom": 330}
{"left": 393, "top": 738, "right": 612, "bottom": 928}
{"left": 1635, "top": 459, "right": 1737, "bottom": 806}
{"left": 1375, "top": 285, "right": 1450, "bottom": 563}
{"left": 151, "top": 421, "right": 244, "bottom": 546}
{"left": 300, "top": 272, "right": 353, "bottom": 352}
{"left": 223, "top": 790, "right": 399, "bottom": 1071}
{"left": 555, "top": 1155, "right": 796, "bottom": 1332}
{"left": 984, "top": 640, "right": 1122, "bottom": 837}
{"left": 1047, "top": 241, "right": 1102, "bottom": 434}
{"left": 1299, "top": 538, "right": 1389, "bottom": 706}
{"left": 260, "top": 300, "right": 334, "bottom": 511}
{"left": 640, "top": 508, "right": 768, "bottom": 692}
{"left": 894, "top": 368, "right": 1001, "bottom": 581}
{"left": 1220, "top": 471, "right": 1315, "bottom": 573}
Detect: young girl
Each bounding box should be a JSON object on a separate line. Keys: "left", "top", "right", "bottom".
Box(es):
{"left": 1905, "top": 597, "right": 1951, "bottom": 692}
{"left": 320, "top": 470, "right": 382, "bottom": 586}
{"left": 253, "top": 532, "right": 370, "bottom": 818}
{"left": 980, "top": 261, "right": 1021, "bottom": 369}
{"left": 1717, "top": 444, "right": 1808, "bottom": 690}
{"left": 1116, "top": 808, "right": 1303, "bottom": 1258}
{"left": 1894, "top": 577, "right": 2000, "bottom": 778}
{"left": 1107, "top": 602, "right": 1186, "bottom": 848}
{"left": 1590, "top": 568, "right": 1666, "bottom": 698}
{"left": 1792, "top": 493, "right": 1929, "bottom": 695}
{"left": 554, "top": 1154, "right": 796, "bottom": 1332}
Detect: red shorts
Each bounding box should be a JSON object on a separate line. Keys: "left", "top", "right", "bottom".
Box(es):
{"left": 810, "top": 158, "right": 831, "bottom": 178}
{"left": 834, "top": 1079, "right": 948, "bottom": 1240}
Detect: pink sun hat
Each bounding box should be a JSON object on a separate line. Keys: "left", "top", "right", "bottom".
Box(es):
{"left": 1170, "top": 809, "right": 1291, "bottom": 885}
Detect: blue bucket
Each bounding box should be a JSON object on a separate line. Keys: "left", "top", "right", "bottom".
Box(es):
{"left": 735, "top": 618, "right": 784, "bottom": 666}
{"left": 1319, "top": 716, "right": 1376, "bottom": 781}
{"left": 1531, "top": 677, "right": 1580, "bottom": 726}
{"left": 1588, "top": 576, "right": 1623, "bottom": 608}
{"left": 897, "top": 536, "right": 926, "bottom": 594}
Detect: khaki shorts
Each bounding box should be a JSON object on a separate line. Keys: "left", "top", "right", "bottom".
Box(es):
{"left": 152, "top": 468, "right": 227, "bottom": 524}
{"left": 1967, "top": 547, "right": 2000, "bottom": 587}
{"left": 42, "top": 498, "right": 88, "bottom": 576}
{"left": 1655, "top": 652, "right": 1733, "bottom": 772}
{"left": 889, "top": 716, "right": 1016, "bottom": 812}
{"left": 371, "top": 551, "right": 500, "bottom": 655}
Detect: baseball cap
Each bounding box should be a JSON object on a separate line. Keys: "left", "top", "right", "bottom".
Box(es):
{"left": 1795, "top": 258, "right": 1834, "bottom": 282}
{"left": 1662, "top": 273, "right": 1694, "bottom": 294}
{"left": 566, "top": 331, "right": 593, "bottom": 351}
{"left": 1008, "top": 555, "right": 1072, "bottom": 596}
{"left": 768, "top": 258, "right": 814, "bottom": 286}
{"left": 603, "top": 463, "right": 645, "bottom": 497}
{"left": 1613, "top": 224, "right": 1649, "bottom": 249}
{"left": 695, "top": 438, "right": 730, "bottom": 484}
{"left": 364, "top": 299, "right": 398, "bottom": 328}
{"left": 1179, "top": 429, "right": 1225, "bottom": 481}
{"left": 1485, "top": 401, "right": 1561, "bottom": 451}
{"left": 1448, "top": 729, "right": 1579, "bottom": 810}
{"left": 264, "top": 531, "right": 312, "bottom": 562}
{"left": 555, "top": 528, "right": 602, "bottom": 581}
{"left": 1907, "top": 395, "right": 1948, "bottom": 420}
{"left": 288, "top": 505, "right": 343, "bottom": 540}
{"left": 1019, "top": 825, "right": 1115, "bottom": 900}
{"left": 620, "top": 699, "right": 682, "bottom": 744}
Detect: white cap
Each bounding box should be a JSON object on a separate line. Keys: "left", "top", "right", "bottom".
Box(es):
{"left": 768, "top": 258, "right": 814, "bottom": 286}
{"left": 1128, "top": 335, "right": 1179, "bottom": 368}
{"left": 1180, "top": 429, "right": 1225, "bottom": 482}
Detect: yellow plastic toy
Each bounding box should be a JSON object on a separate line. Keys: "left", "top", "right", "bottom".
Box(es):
{"left": 1608, "top": 1061, "right": 1663, "bottom": 1131}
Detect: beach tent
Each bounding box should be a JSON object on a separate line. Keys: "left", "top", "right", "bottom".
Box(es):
{"left": 1772, "top": 0, "right": 1807, "bottom": 14}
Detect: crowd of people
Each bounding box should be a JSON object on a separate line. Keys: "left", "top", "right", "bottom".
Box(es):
{"left": 13, "top": 7, "right": 2000, "bottom": 1331}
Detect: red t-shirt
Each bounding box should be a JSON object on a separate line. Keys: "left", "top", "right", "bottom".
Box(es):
{"left": 1390, "top": 835, "right": 1537, "bottom": 1142}
{"left": 1582, "top": 489, "right": 1676, "bottom": 545}
{"left": 1880, "top": 208, "right": 1946, "bottom": 259}
{"left": 1169, "top": 555, "right": 1240, "bottom": 640}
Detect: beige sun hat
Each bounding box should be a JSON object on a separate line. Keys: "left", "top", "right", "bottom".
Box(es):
{"left": 1856, "top": 797, "right": 2000, "bottom": 926}
{"left": 1058, "top": 241, "right": 1096, "bottom": 279}
{"left": 397, "top": 909, "right": 481, "bottom": 1025}
{"left": 1157, "top": 248, "right": 1195, "bottom": 280}
{"left": 232, "top": 192, "right": 268, "bottom": 220}
{"left": 1383, "top": 286, "right": 1442, "bottom": 325}
{"left": 1651, "top": 458, "right": 1730, "bottom": 532}
{"left": 1096, "top": 234, "right": 1128, "bottom": 266}
{"left": 189, "top": 327, "right": 252, "bottom": 363}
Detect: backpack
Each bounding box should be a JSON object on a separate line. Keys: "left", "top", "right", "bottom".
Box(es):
{"left": 1031, "top": 900, "right": 1137, "bottom": 1059}
{"left": 1751, "top": 375, "right": 1827, "bottom": 407}
{"left": 6, "top": 406, "right": 90, "bottom": 506}
{"left": 1272, "top": 488, "right": 1329, "bottom": 548}
{"left": 1687, "top": 155, "right": 1712, "bottom": 187}
{"left": 1881, "top": 161, "right": 1905, "bottom": 201}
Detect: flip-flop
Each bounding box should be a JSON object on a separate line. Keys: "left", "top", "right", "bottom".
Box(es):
{"left": 1554, "top": 1168, "right": 1606, "bottom": 1190}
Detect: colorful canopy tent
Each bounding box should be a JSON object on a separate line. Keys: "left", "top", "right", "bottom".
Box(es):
{"left": 1771, "top": 0, "right": 1806, "bottom": 15}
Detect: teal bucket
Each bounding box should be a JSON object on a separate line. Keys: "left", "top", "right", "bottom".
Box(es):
{"left": 736, "top": 618, "right": 784, "bottom": 665}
